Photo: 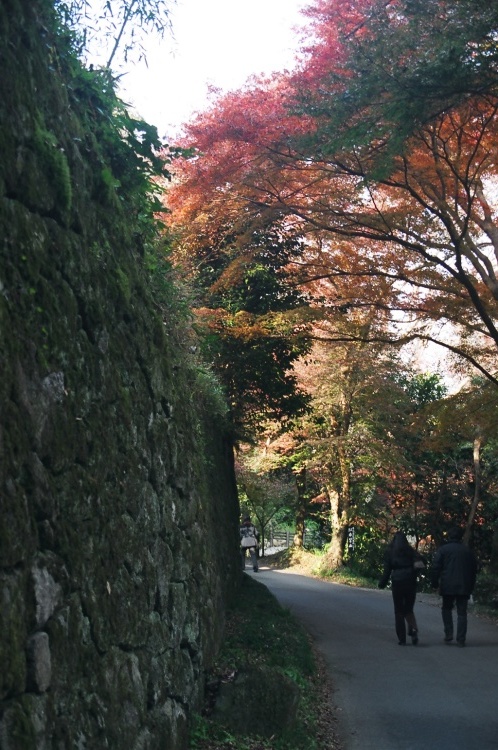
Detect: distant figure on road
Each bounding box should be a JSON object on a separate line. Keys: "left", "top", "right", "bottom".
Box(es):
{"left": 378, "top": 531, "right": 425, "bottom": 645}
{"left": 430, "top": 526, "right": 478, "bottom": 647}
{"left": 240, "top": 515, "right": 260, "bottom": 572}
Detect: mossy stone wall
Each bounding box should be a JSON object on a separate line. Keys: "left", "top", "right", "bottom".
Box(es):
{"left": 0, "top": 1, "right": 240, "bottom": 747}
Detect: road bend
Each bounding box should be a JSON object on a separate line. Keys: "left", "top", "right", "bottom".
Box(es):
{"left": 253, "top": 568, "right": 498, "bottom": 750}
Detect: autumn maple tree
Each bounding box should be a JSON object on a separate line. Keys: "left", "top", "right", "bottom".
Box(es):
{"left": 168, "top": 0, "right": 498, "bottom": 386}
{"left": 165, "top": 0, "right": 498, "bottom": 566}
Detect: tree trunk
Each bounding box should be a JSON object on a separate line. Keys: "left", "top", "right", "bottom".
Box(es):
{"left": 293, "top": 467, "right": 307, "bottom": 547}
{"left": 463, "top": 432, "right": 483, "bottom": 546}
{"left": 323, "top": 484, "right": 349, "bottom": 569}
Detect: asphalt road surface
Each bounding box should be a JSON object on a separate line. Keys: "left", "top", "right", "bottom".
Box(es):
{"left": 254, "top": 568, "right": 498, "bottom": 750}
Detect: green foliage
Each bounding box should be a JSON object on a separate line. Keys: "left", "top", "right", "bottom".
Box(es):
{"left": 189, "top": 575, "right": 328, "bottom": 750}
{"left": 302, "top": 520, "right": 327, "bottom": 551}
{"left": 62, "top": 58, "right": 184, "bottom": 235}
{"left": 205, "top": 226, "right": 309, "bottom": 315}
{"left": 32, "top": 119, "right": 72, "bottom": 220}
{"left": 199, "top": 316, "right": 310, "bottom": 435}
{"left": 50, "top": 0, "right": 235, "bottom": 463}
{"left": 143, "top": 239, "right": 194, "bottom": 324}
{"left": 295, "top": 0, "right": 498, "bottom": 172}
{"left": 177, "top": 218, "right": 312, "bottom": 434}
{"left": 474, "top": 571, "right": 498, "bottom": 609}
{"left": 343, "top": 525, "right": 386, "bottom": 579}
{"left": 238, "top": 466, "right": 297, "bottom": 553}
{"left": 190, "top": 716, "right": 251, "bottom": 750}
{"left": 318, "top": 563, "right": 376, "bottom": 589}
{"left": 115, "top": 267, "right": 132, "bottom": 303}
{"left": 395, "top": 372, "right": 448, "bottom": 411}
{"left": 224, "top": 577, "right": 313, "bottom": 674}
{"left": 193, "top": 365, "right": 229, "bottom": 424}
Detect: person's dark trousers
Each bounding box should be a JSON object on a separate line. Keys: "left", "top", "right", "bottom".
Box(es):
{"left": 241, "top": 547, "right": 258, "bottom": 571}
{"left": 249, "top": 546, "right": 258, "bottom": 572}
{"left": 392, "top": 583, "right": 417, "bottom": 643}
{"left": 442, "top": 594, "right": 469, "bottom": 644}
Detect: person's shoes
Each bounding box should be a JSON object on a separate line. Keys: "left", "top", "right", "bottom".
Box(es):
{"left": 444, "top": 636, "right": 453, "bottom": 644}
{"left": 253, "top": 566, "right": 258, "bottom": 572}
{"left": 398, "top": 640, "right": 406, "bottom": 645}
{"left": 410, "top": 629, "right": 419, "bottom": 645}
{"left": 457, "top": 640, "right": 465, "bottom": 647}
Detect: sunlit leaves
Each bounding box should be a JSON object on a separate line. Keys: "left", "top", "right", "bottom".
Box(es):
{"left": 167, "top": 0, "right": 498, "bottom": 385}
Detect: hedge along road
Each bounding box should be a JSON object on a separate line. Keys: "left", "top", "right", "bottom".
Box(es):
{"left": 253, "top": 568, "right": 498, "bottom": 750}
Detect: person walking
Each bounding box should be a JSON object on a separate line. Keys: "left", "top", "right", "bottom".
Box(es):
{"left": 240, "top": 515, "right": 260, "bottom": 572}
{"left": 378, "top": 531, "right": 425, "bottom": 645}
{"left": 430, "top": 526, "right": 478, "bottom": 647}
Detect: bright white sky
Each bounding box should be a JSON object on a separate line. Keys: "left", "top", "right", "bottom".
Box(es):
{"left": 117, "top": 0, "right": 309, "bottom": 139}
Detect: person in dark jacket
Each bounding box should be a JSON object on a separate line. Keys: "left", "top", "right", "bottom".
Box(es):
{"left": 430, "top": 526, "right": 477, "bottom": 647}
{"left": 378, "top": 531, "right": 425, "bottom": 645}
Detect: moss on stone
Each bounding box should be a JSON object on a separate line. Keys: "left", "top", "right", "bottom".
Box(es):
{"left": 0, "top": 572, "right": 29, "bottom": 698}
{"left": 1, "top": 699, "right": 36, "bottom": 750}
{"left": 0, "top": 1, "right": 240, "bottom": 748}
{"left": 32, "top": 120, "right": 72, "bottom": 220}
{"left": 116, "top": 267, "right": 132, "bottom": 304}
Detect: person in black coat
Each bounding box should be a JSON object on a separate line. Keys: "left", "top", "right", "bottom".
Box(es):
{"left": 378, "top": 531, "right": 425, "bottom": 645}
{"left": 430, "top": 526, "right": 478, "bottom": 647}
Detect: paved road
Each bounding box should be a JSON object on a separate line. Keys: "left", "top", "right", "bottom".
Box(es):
{"left": 253, "top": 568, "right": 498, "bottom": 750}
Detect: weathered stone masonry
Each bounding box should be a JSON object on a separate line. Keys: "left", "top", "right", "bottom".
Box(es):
{"left": 0, "top": 1, "right": 240, "bottom": 747}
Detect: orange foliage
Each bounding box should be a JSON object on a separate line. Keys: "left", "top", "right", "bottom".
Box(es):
{"left": 166, "top": 0, "right": 498, "bottom": 382}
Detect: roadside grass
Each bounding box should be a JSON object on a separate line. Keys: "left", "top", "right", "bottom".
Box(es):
{"left": 318, "top": 565, "right": 377, "bottom": 588}
{"left": 188, "top": 573, "right": 339, "bottom": 750}
{"left": 265, "top": 546, "right": 377, "bottom": 589}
